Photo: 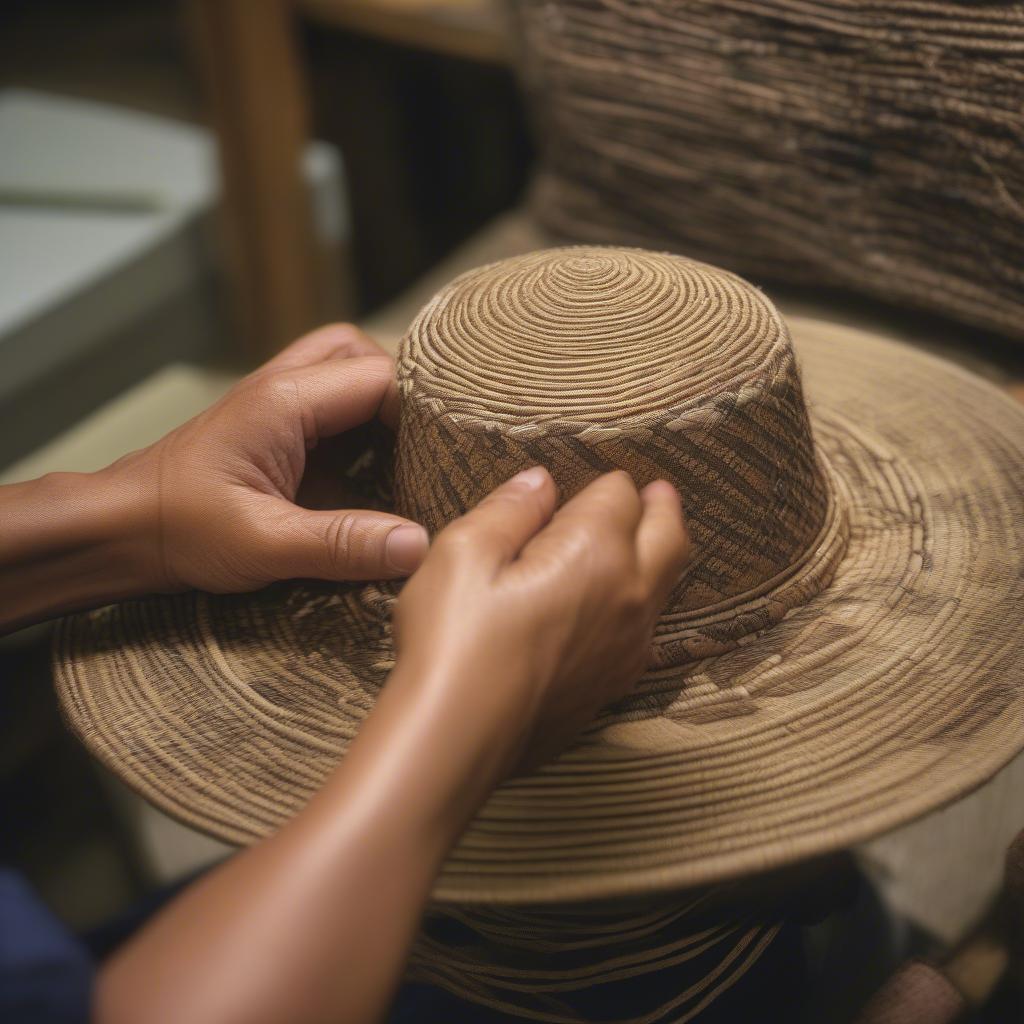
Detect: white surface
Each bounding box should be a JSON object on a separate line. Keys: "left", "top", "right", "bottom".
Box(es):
{"left": 0, "top": 89, "right": 349, "bottom": 408}
{"left": 2, "top": 206, "right": 192, "bottom": 339}
{"left": 0, "top": 90, "right": 210, "bottom": 339}
{"left": 0, "top": 89, "right": 350, "bottom": 335}
{"left": 0, "top": 89, "right": 210, "bottom": 206}
{"left": 859, "top": 749, "right": 1024, "bottom": 944}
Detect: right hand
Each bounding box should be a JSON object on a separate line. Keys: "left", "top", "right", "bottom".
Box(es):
{"left": 391, "top": 466, "right": 691, "bottom": 778}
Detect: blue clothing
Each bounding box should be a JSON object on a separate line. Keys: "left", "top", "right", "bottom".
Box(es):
{"left": 0, "top": 870, "right": 92, "bottom": 1024}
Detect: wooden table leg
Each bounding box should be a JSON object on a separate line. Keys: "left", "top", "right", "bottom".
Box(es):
{"left": 186, "top": 0, "right": 323, "bottom": 363}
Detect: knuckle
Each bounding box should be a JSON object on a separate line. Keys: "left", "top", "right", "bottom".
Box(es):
{"left": 326, "top": 320, "right": 359, "bottom": 335}
{"left": 251, "top": 371, "right": 298, "bottom": 412}
{"left": 557, "top": 521, "right": 601, "bottom": 565}
{"left": 600, "top": 469, "right": 636, "bottom": 497}
{"left": 434, "top": 521, "right": 479, "bottom": 558}
{"left": 324, "top": 512, "right": 361, "bottom": 565}
{"left": 570, "top": 530, "right": 632, "bottom": 585}
{"left": 599, "top": 541, "right": 633, "bottom": 578}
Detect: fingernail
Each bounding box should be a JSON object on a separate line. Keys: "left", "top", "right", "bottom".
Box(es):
{"left": 511, "top": 466, "right": 549, "bottom": 490}
{"left": 386, "top": 524, "right": 429, "bottom": 573}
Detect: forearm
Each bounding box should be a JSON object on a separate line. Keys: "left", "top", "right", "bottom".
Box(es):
{"left": 95, "top": 660, "right": 515, "bottom": 1024}
{"left": 0, "top": 456, "right": 160, "bottom": 634}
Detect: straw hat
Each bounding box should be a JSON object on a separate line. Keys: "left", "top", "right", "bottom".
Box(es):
{"left": 55, "top": 246, "right": 1024, "bottom": 905}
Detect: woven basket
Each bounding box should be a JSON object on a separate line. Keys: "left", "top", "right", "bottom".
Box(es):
{"left": 517, "top": 0, "right": 1024, "bottom": 342}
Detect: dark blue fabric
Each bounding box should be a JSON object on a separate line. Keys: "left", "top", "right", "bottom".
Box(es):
{"left": 0, "top": 869, "right": 93, "bottom": 1024}
{"left": 0, "top": 864, "right": 802, "bottom": 1023}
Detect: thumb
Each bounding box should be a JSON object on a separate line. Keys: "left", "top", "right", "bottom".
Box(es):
{"left": 257, "top": 501, "right": 429, "bottom": 581}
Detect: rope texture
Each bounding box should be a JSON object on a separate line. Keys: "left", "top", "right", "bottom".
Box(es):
{"left": 397, "top": 247, "right": 848, "bottom": 664}
{"left": 408, "top": 901, "right": 780, "bottom": 1023}
{"left": 518, "top": 0, "right": 1024, "bottom": 342}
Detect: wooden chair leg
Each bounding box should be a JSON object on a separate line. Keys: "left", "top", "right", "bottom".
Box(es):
{"left": 185, "top": 0, "right": 322, "bottom": 363}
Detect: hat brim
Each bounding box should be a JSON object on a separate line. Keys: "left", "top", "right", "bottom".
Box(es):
{"left": 55, "top": 319, "right": 1024, "bottom": 904}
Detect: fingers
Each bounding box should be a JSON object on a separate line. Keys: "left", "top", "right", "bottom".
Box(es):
{"left": 253, "top": 326, "right": 401, "bottom": 432}
{"left": 518, "top": 471, "right": 642, "bottom": 567}
{"left": 257, "top": 323, "right": 387, "bottom": 374}
{"left": 258, "top": 500, "right": 429, "bottom": 581}
{"left": 518, "top": 472, "right": 688, "bottom": 602}
{"left": 636, "top": 481, "right": 691, "bottom": 599}
{"left": 552, "top": 470, "right": 643, "bottom": 536}
{"left": 438, "top": 467, "right": 558, "bottom": 567}
{"left": 269, "top": 357, "right": 397, "bottom": 442}
{"left": 254, "top": 464, "right": 686, "bottom": 592}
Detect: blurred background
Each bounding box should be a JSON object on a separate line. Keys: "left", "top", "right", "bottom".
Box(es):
{"left": 2, "top": 1, "right": 1023, "bottom": 1020}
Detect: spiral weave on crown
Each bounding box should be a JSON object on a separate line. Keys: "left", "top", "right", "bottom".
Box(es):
{"left": 395, "top": 247, "right": 848, "bottom": 664}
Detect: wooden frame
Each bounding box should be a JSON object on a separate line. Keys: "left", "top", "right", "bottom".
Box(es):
{"left": 186, "top": 0, "right": 506, "bottom": 363}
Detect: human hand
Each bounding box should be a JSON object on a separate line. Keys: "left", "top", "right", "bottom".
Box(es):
{"left": 90, "top": 467, "right": 688, "bottom": 1024}
{"left": 390, "top": 467, "right": 690, "bottom": 779}
{"left": 109, "top": 324, "right": 429, "bottom": 595}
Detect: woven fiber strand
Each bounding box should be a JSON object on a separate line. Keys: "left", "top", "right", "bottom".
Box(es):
{"left": 518, "top": 0, "right": 1024, "bottom": 342}
{"left": 396, "top": 248, "right": 847, "bottom": 664}
{"left": 54, "top": 250, "right": 1024, "bottom": 911}
{"left": 407, "top": 901, "right": 781, "bottom": 1023}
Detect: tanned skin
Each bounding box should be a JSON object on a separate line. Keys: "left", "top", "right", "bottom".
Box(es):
{"left": 1, "top": 324, "right": 691, "bottom": 1024}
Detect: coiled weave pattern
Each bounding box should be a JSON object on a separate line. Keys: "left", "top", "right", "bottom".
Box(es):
{"left": 518, "top": 0, "right": 1024, "bottom": 341}
{"left": 396, "top": 247, "right": 848, "bottom": 664}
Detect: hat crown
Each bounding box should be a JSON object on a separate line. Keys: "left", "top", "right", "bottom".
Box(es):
{"left": 396, "top": 247, "right": 847, "bottom": 663}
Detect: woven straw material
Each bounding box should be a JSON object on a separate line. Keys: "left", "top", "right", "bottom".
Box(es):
{"left": 397, "top": 249, "right": 847, "bottom": 664}
{"left": 55, "top": 247, "right": 1024, "bottom": 908}
{"left": 408, "top": 900, "right": 781, "bottom": 1023}
{"left": 518, "top": 0, "right": 1024, "bottom": 342}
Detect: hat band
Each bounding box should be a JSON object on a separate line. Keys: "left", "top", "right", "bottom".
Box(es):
{"left": 650, "top": 453, "right": 850, "bottom": 667}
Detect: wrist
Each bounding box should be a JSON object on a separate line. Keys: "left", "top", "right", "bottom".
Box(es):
{"left": 305, "top": 664, "right": 499, "bottom": 871}
{"left": 273, "top": 653, "right": 542, "bottom": 900}
{"left": 0, "top": 453, "right": 164, "bottom": 633}
{"left": 385, "top": 651, "right": 540, "bottom": 800}
{"left": 91, "top": 450, "right": 167, "bottom": 594}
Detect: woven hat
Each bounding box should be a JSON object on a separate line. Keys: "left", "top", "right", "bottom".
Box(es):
{"left": 56, "top": 246, "right": 1024, "bottom": 905}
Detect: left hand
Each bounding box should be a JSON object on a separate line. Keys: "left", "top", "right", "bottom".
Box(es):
{"left": 111, "top": 324, "right": 428, "bottom": 594}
